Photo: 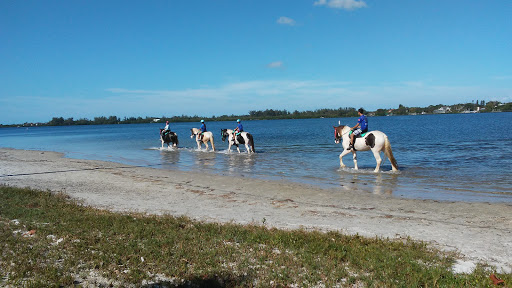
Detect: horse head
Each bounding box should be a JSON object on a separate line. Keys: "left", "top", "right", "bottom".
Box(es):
{"left": 190, "top": 128, "right": 198, "bottom": 138}
{"left": 333, "top": 125, "right": 345, "bottom": 144}
{"left": 220, "top": 129, "right": 228, "bottom": 141}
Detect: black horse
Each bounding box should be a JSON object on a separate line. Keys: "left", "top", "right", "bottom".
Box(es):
{"left": 160, "top": 129, "right": 179, "bottom": 148}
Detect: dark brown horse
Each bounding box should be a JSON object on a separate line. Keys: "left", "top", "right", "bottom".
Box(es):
{"left": 160, "top": 129, "right": 178, "bottom": 148}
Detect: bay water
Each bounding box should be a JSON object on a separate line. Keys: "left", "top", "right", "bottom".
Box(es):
{"left": 1, "top": 113, "right": 511, "bottom": 203}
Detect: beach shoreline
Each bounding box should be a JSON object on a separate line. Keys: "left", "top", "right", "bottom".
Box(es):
{"left": 1, "top": 147, "right": 511, "bottom": 273}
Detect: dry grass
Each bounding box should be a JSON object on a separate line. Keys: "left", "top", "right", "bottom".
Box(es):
{"left": 1, "top": 185, "right": 509, "bottom": 287}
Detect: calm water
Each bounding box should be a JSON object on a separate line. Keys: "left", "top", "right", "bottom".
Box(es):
{"left": 1, "top": 113, "right": 511, "bottom": 203}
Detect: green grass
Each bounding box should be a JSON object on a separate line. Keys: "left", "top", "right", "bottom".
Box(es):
{"left": 0, "top": 185, "right": 509, "bottom": 287}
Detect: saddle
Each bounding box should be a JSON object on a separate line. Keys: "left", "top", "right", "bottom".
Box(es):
{"left": 349, "top": 130, "right": 367, "bottom": 138}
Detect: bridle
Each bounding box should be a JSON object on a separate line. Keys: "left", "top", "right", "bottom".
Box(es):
{"left": 220, "top": 129, "right": 228, "bottom": 141}
{"left": 334, "top": 126, "right": 350, "bottom": 143}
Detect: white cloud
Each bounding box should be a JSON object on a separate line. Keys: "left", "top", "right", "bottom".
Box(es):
{"left": 104, "top": 80, "right": 506, "bottom": 114}
{"left": 2, "top": 79, "right": 510, "bottom": 124}
{"left": 267, "top": 61, "right": 284, "bottom": 69}
{"left": 277, "top": 16, "right": 296, "bottom": 26}
{"left": 314, "top": 0, "right": 367, "bottom": 10}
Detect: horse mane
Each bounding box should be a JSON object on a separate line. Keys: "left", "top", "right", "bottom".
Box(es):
{"left": 333, "top": 125, "right": 346, "bottom": 135}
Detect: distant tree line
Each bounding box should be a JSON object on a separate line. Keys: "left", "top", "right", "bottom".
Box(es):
{"left": 2, "top": 101, "right": 511, "bottom": 127}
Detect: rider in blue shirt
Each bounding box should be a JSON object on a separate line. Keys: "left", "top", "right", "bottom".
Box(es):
{"left": 347, "top": 108, "right": 368, "bottom": 151}
{"left": 199, "top": 120, "right": 206, "bottom": 140}
{"left": 233, "top": 119, "right": 243, "bottom": 143}
{"left": 234, "top": 119, "right": 243, "bottom": 134}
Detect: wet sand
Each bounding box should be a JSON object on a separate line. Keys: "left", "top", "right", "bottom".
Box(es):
{"left": 0, "top": 148, "right": 510, "bottom": 273}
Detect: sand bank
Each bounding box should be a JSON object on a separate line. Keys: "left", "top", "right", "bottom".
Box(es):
{"left": 0, "top": 148, "right": 510, "bottom": 273}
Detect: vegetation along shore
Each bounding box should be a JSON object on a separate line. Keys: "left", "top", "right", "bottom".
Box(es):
{"left": 3, "top": 101, "right": 511, "bottom": 127}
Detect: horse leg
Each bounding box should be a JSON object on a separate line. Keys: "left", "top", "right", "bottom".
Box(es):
{"left": 236, "top": 144, "right": 241, "bottom": 153}
{"left": 245, "top": 144, "right": 251, "bottom": 154}
{"left": 339, "top": 149, "right": 351, "bottom": 168}
{"left": 352, "top": 151, "right": 358, "bottom": 170}
{"left": 204, "top": 141, "right": 209, "bottom": 151}
{"left": 372, "top": 149, "right": 382, "bottom": 173}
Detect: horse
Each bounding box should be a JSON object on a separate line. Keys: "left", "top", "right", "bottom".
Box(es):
{"left": 333, "top": 125, "right": 398, "bottom": 172}
{"left": 190, "top": 128, "right": 216, "bottom": 151}
{"left": 220, "top": 129, "right": 255, "bottom": 153}
{"left": 160, "top": 129, "right": 178, "bottom": 148}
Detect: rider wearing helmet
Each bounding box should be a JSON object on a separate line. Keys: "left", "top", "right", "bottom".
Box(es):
{"left": 199, "top": 120, "right": 206, "bottom": 140}
{"left": 347, "top": 108, "right": 368, "bottom": 151}
{"left": 233, "top": 119, "right": 244, "bottom": 144}
{"left": 234, "top": 119, "right": 243, "bottom": 134}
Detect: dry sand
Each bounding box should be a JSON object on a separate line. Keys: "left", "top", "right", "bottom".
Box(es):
{"left": 1, "top": 148, "right": 511, "bottom": 273}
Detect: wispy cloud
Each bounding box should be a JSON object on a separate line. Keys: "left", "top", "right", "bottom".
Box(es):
{"left": 491, "top": 75, "right": 512, "bottom": 81}
{"left": 2, "top": 79, "right": 510, "bottom": 124}
{"left": 277, "top": 16, "right": 296, "bottom": 26}
{"left": 103, "top": 80, "right": 511, "bottom": 115}
{"left": 313, "top": 0, "right": 367, "bottom": 10}
{"left": 267, "top": 61, "right": 284, "bottom": 69}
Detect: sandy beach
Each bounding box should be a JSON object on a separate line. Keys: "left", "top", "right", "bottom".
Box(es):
{"left": 1, "top": 148, "right": 511, "bottom": 273}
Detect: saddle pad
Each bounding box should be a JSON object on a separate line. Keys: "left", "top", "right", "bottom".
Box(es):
{"left": 349, "top": 131, "right": 367, "bottom": 137}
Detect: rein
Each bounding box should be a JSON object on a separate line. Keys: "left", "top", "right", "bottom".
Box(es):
{"left": 335, "top": 126, "right": 350, "bottom": 140}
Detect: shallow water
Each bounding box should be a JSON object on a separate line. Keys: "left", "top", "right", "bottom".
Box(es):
{"left": 1, "top": 113, "right": 511, "bottom": 203}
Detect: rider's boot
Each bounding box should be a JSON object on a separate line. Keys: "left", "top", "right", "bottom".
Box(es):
{"left": 347, "top": 139, "right": 356, "bottom": 150}
{"left": 347, "top": 139, "right": 353, "bottom": 150}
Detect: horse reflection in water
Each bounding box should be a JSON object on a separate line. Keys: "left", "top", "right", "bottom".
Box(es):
{"left": 224, "top": 152, "right": 256, "bottom": 174}
{"left": 159, "top": 149, "right": 181, "bottom": 167}
{"left": 338, "top": 172, "right": 398, "bottom": 195}
{"left": 194, "top": 151, "right": 217, "bottom": 169}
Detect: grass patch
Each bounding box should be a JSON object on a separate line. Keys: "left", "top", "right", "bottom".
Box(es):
{"left": 0, "top": 185, "right": 509, "bottom": 287}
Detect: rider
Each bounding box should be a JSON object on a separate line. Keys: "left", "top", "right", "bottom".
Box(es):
{"left": 199, "top": 119, "right": 207, "bottom": 141}
{"left": 233, "top": 119, "right": 244, "bottom": 144}
{"left": 163, "top": 121, "right": 170, "bottom": 133}
{"left": 347, "top": 108, "right": 368, "bottom": 151}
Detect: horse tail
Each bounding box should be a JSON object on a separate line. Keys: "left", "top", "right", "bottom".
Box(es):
{"left": 248, "top": 133, "right": 255, "bottom": 153}
{"left": 384, "top": 136, "right": 399, "bottom": 171}
{"left": 210, "top": 134, "right": 216, "bottom": 151}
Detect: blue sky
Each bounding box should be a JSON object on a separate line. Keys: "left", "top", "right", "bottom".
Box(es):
{"left": 1, "top": 0, "right": 511, "bottom": 124}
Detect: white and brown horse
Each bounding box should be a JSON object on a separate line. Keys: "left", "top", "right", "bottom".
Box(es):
{"left": 334, "top": 125, "right": 398, "bottom": 172}
{"left": 160, "top": 129, "right": 178, "bottom": 148}
{"left": 190, "top": 128, "right": 216, "bottom": 151}
{"left": 220, "top": 129, "right": 255, "bottom": 153}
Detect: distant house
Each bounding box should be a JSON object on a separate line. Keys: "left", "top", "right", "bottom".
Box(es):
{"left": 153, "top": 118, "right": 161, "bottom": 122}
{"left": 433, "top": 107, "right": 451, "bottom": 114}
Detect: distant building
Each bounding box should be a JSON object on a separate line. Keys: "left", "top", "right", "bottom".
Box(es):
{"left": 153, "top": 118, "right": 161, "bottom": 122}
{"left": 433, "top": 107, "right": 451, "bottom": 114}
